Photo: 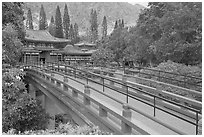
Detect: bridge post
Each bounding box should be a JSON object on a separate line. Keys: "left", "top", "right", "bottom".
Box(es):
{"left": 198, "top": 118, "right": 202, "bottom": 135}
{"left": 83, "top": 85, "right": 90, "bottom": 105}
{"left": 99, "top": 106, "right": 107, "bottom": 117}
{"left": 63, "top": 84, "right": 68, "bottom": 91}
{"left": 51, "top": 78, "right": 55, "bottom": 84}
{"left": 46, "top": 76, "right": 50, "bottom": 82}
{"left": 122, "top": 75, "right": 127, "bottom": 89}
{"left": 64, "top": 76, "right": 68, "bottom": 83}
{"left": 56, "top": 81, "right": 61, "bottom": 88}
{"left": 72, "top": 89, "right": 78, "bottom": 98}
{"left": 121, "top": 104, "right": 132, "bottom": 134}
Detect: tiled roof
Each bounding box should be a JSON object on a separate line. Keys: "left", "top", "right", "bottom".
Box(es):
{"left": 53, "top": 45, "right": 94, "bottom": 55}
{"left": 74, "top": 41, "right": 96, "bottom": 46}
{"left": 25, "top": 29, "right": 71, "bottom": 43}
{"left": 22, "top": 47, "right": 41, "bottom": 53}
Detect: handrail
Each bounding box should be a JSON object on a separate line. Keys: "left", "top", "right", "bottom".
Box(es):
{"left": 106, "top": 65, "right": 201, "bottom": 80}
{"left": 24, "top": 61, "right": 202, "bottom": 134}
{"left": 30, "top": 61, "right": 202, "bottom": 112}
{"left": 26, "top": 67, "right": 186, "bottom": 135}
{"left": 93, "top": 65, "right": 202, "bottom": 91}
{"left": 88, "top": 67, "right": 201, "bottom": 95}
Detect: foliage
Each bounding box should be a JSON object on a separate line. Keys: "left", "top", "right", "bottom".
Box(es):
{"left": 135, "top": 2, "right": 202, "bottom": 65}
{"left": 90, "top": 9, "right": 98, "bottom": 43}
{"left": 63, "top": 4, "right": 70, "bottom": 39}
{"left": 2, "top": 2, "right": 25, "bottom": 66}
{"left": 91, "top": 46, "right": 114, "bottom": 67}
{"left": 2, "top": 2, "right": 25, "bottom": 40}
{"left": 3, "top": 123, "right": 111, "bottom": 135}
{"left": 73, "top": 23, "right": 80, "bottom": 43}
{"left": 113, "top": 19, "right": 124, "bottom": 31}
{"left": 26, "top": 8, "right": 34, "bottom": 29}
{"left": 39, "top": 4, "right": 48, "bottom": 30}
{"left": 103, "top": 27, "right": 129, "bottom": 66}
{"left": 101, "top": 16, "right": 107, "bottom": 39}
{"left": 55, "top": 5, "right": 63, "bottom": 38}
{"left": 69, "top": 24, "right": 74, "bottom": 42}
{"left": 48, "top": 16, "right": 56, "bottom": 36}
{"left": 139, "top": 60, "right": 201, "bottom": 94}
{"left": 2, "top": 68, "right": 50, "bottom": 133}
{"left": 2, "top": 24, "right": 24, "bottom": 66}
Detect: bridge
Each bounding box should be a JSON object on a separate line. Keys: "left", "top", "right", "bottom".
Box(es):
{"left": 23, "top": 61, "right": 202, "bottom": 135}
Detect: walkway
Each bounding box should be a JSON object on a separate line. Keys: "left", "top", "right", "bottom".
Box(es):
{"left": 40, "top": 67, "right": 196, "bottom": 135}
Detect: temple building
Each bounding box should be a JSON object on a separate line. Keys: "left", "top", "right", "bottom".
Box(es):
{"left": 22, "top": 29, "right": 70, "bottom": 64}
{"left": 52, "top": 44, "right": 96, "bottom": 65}
{"left": 22, "top": 30, "right": 97, "bottom": 65}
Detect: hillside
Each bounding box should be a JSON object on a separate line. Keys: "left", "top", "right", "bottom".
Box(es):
{"left": 25, "top": 2, "right": 144, "bottom": 35}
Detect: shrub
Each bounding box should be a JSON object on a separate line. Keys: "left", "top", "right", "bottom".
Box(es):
{"left": 3, "top": 123, "right": 112, "bottom": 135}
{"left": 140, "top": 60, "right": 201, "bottom": 91}
{"left": 138, "top": 60, "right": 202, "bottom": 102}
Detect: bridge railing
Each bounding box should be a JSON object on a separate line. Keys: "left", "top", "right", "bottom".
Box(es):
{"left": 25, "top": 61, "right": 201, "bottom": 134}
{"left": 86, "top": 67, "right": 202, "bottom": 102}
{"left": 26, "top": 65, "right": 187, "bottom": 135}
{"left": 90, "top": 65, "right": 202, "bottom": 91}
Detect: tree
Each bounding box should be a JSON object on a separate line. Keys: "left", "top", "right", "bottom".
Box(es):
{"left": 2, "top": 2, "right": 25, "bottom": 40}
{"left": 55, "top": 5, "right": 63, "bottom": 38}
{"left": 104, "top": 28, "right": 129, "bottom": 66}
{"left": 2, "top": 68, "right": 50, "bottom": 133}
{"left": 26, "top": 8, "right": 33, "bottom": 29}
{"left": 63, "top": 4, "right": 70, "bottom": 39}
{"left": 2, "top": 2, "right": 25, "bottom": 66}
{"left": 2, "top": 24, "right": 23, "bottom": 65}
{"left": 121, "top": 19, "right": 124, "bottom": 28}
{"left": 91, "top": 43, "right": 114, "bottom": 67}
{"left": 73, "top": 23, "right": 80, "bottom": 43}
{"left": 39, "top": 4, "right": 48, "bottom": 30}
{"left": 101, "top": 16, "right": 107, "bottom": 39}
{"left": 136, "top": 2, "right": 202, "bottom": 65}
{"left": 69, "top": 24, "right": 74, "bottom": 42}
{"left": 90, "top": 9, "right": 98, "bottom": 43}
{"left": 114, "top": 20, "right": 118, "bottom": 30}
{"left": 48, "top": 16, "right": 55, "bottom": 36}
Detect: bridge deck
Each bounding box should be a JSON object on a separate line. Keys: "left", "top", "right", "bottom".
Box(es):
{"left": 42, "top": 69, "right": 196, "bottom": 135}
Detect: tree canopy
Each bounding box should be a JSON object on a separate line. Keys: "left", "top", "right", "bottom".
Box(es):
{"left": 39, "top": 4, "right": 48, "bottom": 30}
{"left": 55, "top": 5, "right": 63, "bottom": 38}
{"left": 98, "top": 2, "right": 202, "bottom": 67}
{"left": 2, "top": 2, "right": 25, "bottom": 66}
{"left": 2, "top": 68, "right": 50, "bottom": 133}
{"left": 48, "top": 16, "right": 56, "bottom": 36}
{"left": 101, "top": 16, "right": 107, "bottom": 39}
{"left": 90, "top": 9, "right": 98, "bottom": 43}
{"left": 26, "top": 8, "right": 34, "bottom": 29}
{"left": 135, "top": 2, "right": 202, "bottom": 65}
{"left": 63, "top": 4, "right": 70, "bottom": 39}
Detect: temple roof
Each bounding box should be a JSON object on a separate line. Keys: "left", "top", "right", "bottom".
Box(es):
{"left": 74, "top": 41, "right": 96, "bottom": 47}
{"left": 53, "top": 45, "right": 96, "bottom": 55}
{"left": 25, "top": 29, "right": 71, "bottom": 43}
{"left": 22, "top": 47, "right": 41, "bottom": 53}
